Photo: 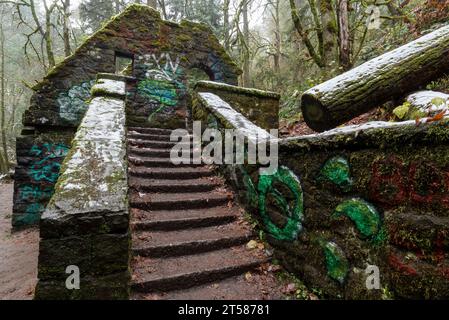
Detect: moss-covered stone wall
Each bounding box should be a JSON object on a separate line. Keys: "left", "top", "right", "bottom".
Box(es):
{"left": 193, "top": 91, "right": 449, "bottom": 299}
{"left": 35, "top": 76, "right": 129, "bottom": 300}
{"left": 194, "top": 81, "right": 280, "bottom": 130}
{"left": 13, "top": 4, "right": 240, "bottom": 227}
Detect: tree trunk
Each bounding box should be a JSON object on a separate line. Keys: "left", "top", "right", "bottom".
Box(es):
{"left": 241, "top": 0, "right": 250, "bottom": 87}
{"left": 319, "top": 0, "right": 337, "bottom": 74}
{"left": 301, "top": 25, "right": 449, "bottom": 132}
{"left": 273, "top": 0, "right": 281, "bottom": 76}
{"left": 147, "top": 0, "right": 157, "bottom": 8}
{"left": 62, "top": 0, "right": 72, "bottom": 57}
{"left": 337, "top": 0, "right": 351, "bottom": 70}
{"left": 159, "top": 0, "right": 167, "bottom": 19}
{"left": 223, "top": 0, "right": 230, "bottom": 51}
{"left": 43, "top": 0, "right": 56, "bottom": 68}
{"left": 0, "top": 19, "right": 8, "bottom": 171}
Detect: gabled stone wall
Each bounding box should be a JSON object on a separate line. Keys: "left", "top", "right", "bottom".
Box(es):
{"left": 13, "top": 4, "right": 241, "bottom": 227}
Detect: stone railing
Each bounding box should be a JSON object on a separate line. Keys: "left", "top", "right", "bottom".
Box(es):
{"left": 35, "top": 75, "right": 130, "bottom": 300}
{"left": 194, "top": 81, "right": 280, "bottom": 131}
{"left": 193, "top": 87, "right": 449, "bottom": 299}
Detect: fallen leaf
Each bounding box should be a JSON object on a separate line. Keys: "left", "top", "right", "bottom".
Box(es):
{"left": 246, "top": 240, "right": 258, "bottom": 250}
{"left": 428, "top": 110, "right": 446, "bottom": 122}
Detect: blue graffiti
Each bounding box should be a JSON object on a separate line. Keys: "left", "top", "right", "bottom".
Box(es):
{"left": 57, "top": 80, "right": 95, "bottom": 124}
{"left": 208, "top": 53, "right": 225, "bottom": 82}
{"left": 18, "top": 185, "right": 53, "bottom": 201}
{"left": 29, "top": 143, "right": 69, "bottom": 183}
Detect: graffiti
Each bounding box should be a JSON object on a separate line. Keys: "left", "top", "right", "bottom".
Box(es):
{"left": 370, "top": 156, "right": 449, "bottom": 208}
{"left": 16, "top": 143, "right": 70, "bottom": 225}
{"left": 138, "top": 53, "right": 182, "bottom": 80}
{"left": 388, "top": 253, "right": 418, "bottom": 276}
{"left": 136, "top": 53, "right": 186, "bottom": 121}
{"left": 18, "top": 185, "right": 53, "bottom": 202}
{"left": 321, "top": 240, "right": 349, "bottom": 284}
{"left": 57, "top": 80, "right": 95, "bottom": 124}
{"left": 138, "top": 79, "right": 178, "bottom": 107}
{"left": 238, "top": 166, "right": 259, "bottom": 208}
{"left": 333, "top": 198, "right": 382, "bottom": 240}
{"left": 208, "top": 53, "right": 225, "bottom": 82}
{"left": 318, "top": 156, "right": 353, "bottom": 192}
{"left": 29, "top": 143, "right": 70, "bottom": 183}
{"left": 258, "top": 166, "right": 303, "bottom": 241}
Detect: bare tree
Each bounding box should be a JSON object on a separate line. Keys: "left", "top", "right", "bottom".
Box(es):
{"left": 0, "top": 6, "right": 8, "bottom": 172}
{"left": 59, "top": 0, "right": 71, "bottom": 57}
{"left": 337, "top": 0, "right": 351, "bottom": 70}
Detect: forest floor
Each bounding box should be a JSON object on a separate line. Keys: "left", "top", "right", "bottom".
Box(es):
{"left": 0, "top": 181, "right": 39, "bottom": 300}
{"left": 280, "top": 108, "right": 390, "bottom": 137}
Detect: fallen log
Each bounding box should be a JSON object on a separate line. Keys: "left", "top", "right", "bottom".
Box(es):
{"left": 301, "top": 25, "right": 449, "bottom": 132}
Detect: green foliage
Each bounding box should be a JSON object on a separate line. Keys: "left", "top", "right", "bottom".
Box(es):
{"left": 426, "top": 74, "right": 449, "bottom": 92}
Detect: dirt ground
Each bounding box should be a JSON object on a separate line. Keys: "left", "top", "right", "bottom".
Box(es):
{"left": 0, "top": 181, "right": 39, "bottom": 300}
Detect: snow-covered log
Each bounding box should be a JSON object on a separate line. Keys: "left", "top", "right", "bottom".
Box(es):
{"left": 301, "top": 25, "right": 449, "bottom": 132}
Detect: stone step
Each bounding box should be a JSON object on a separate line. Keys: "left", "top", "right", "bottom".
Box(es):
{"left": 128, "top": 138, "right": 187, "bottom": 149}
{"left": 132, "top": 223, "right": 252, "bottom": 258}
{"left": 128, "top": 127, "right": 174, "bottom": 135}
{"left": 129, "top": 177, "right": 220, "bottom": 193}
{"left": 130, "top": 273, "right": 283, "bottom": 300}
{"left": 129, "top": 191, "right": 232, "bottom": 210}
{"left": 128, "top": 166, "right": 214, "bottom": 180}
{"left": 128, "top": 146, "right": 173, "bottom": 158}
{"left": 128, "top": 156, "right": 199, "bottom": 168}
{"left": 127, "top": 132, "right": 192, "bottom": 142}
{"left": 131, "top": 207, "right": 238, "bottom": 231}
{"left": 131, "top": 245, "right": 268, "bottom": 292}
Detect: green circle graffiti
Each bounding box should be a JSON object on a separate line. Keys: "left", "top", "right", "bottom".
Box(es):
{"left": 258, "top": 166, "right": 304, "bottom": 241}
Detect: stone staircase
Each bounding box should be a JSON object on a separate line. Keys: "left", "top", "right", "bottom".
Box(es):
{"left": 127, "top": 127, "right": 281, "bottom": 300}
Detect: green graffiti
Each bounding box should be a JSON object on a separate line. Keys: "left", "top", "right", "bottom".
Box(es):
{"left": 13, "top": 203, "right": 45, "bottom": 226}
{"left": 318, "top": 156, "right": 353, "bottom": 192}
{"left": 239, "top": 166, "right": 258, "bottom": 208}
{"left": 18, "top": 143, "right": 70, "bottom": 225}
{"left": 333, "top": 198, "right": 381, "bottom": 239}
{"left": 258, "top": 166, "right": 303, "bottom": 241}
{"left": 57, "top": 80, "right": 95, "bottom": 124}
{"left": 207, "top": 113, "right": 219, "bottom": 129}
{"left": 29, "top": 143, "right": 69, "bottom": 183}
{"left": 321, "top": 241, "right": 349, "bottom": 284}
{"left": 19, "top": 185, "right": 53, "bottom": 201}
{"left": 138, "top": 79, "right": 179, "bottom": 107}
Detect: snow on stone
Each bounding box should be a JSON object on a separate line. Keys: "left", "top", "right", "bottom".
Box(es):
{"left": 42, "top": 79, "right": 128, "bottom": 220}
{"left": 92, "top": 78, "right": 126, "bottom": 97}
{"left": 198, "top": 92, "right": 277, "bottom": 142}
{"left": 406, "top": 90, "right": 449, "bottom": 113}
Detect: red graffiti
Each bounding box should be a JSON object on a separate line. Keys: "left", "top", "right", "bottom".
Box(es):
{"left": 388, "top": 253, "right": 418, "bottom": 276}
{"left": 370, "top": 156, "right": 449, "bottom": 208}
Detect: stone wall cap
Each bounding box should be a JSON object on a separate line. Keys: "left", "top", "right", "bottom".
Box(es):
{"left": 195, "top": 81, "right": 281, "bottom": 99}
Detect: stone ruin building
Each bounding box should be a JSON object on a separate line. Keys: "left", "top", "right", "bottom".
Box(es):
{"left": 12, "top": 4, "right": 449, "bottom": 299}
